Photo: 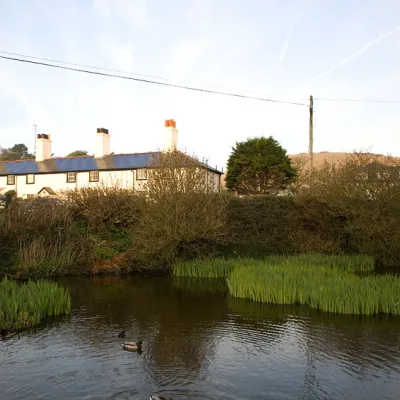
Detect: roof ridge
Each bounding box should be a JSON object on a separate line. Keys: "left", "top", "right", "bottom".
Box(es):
{"left": 1, "top": 158, "right": 36, "bottom": 163}
{"left": 0, "top": 151, "right": 160, "bottom": 163}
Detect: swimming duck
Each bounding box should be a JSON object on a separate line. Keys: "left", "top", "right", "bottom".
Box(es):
{"left": 118, "top": 330, "right": 126, "bottom": 338}
{"left": 150, "top": 396, "right": 171, "bottom": 400}
{"left": 122, "top": 340, "right": 142, "bottom": 351}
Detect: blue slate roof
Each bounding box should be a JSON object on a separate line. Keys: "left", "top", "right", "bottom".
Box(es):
{"left": 0, "top": 152, "right": 223, "bottom": 176}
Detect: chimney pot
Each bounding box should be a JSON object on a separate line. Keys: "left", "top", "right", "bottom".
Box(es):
{"left": 165, "top": 119, "right": 176, "bottom": 128}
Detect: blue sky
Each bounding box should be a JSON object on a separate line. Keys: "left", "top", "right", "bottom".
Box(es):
{"left": 0, "top": 0, "right": 399, "bottom": 169}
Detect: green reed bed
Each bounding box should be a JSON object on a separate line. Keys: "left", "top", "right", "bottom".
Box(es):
{"left": 172, "top": 257, "right": 242, "bottom": 278}
{"left": 172, "top": 254, "right": 374, "bottom": 278}
{"left": 227, "top": 263, "right": 400, "bottom": 315}
{"left": 0, "top": 278, "right": 71, "bottom": 332}
{"left": 259, "top": 254, "right": 374, "bottom": 272}
{"left": 279, "top": 254, "right": 374, "bottom": 272}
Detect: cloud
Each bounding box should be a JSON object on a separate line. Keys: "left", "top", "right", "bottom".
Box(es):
{"left": 92, "top": 0, "right": 148, "bottom": 29}
{"left": 309, "top": 25, "right": 400, "bottom": 83}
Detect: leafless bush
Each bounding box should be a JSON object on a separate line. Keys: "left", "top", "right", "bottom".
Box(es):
{"left": 295, "top": 152, "right": 400, "bottom": 267}
{"left": 63, "top": 184, "right": 144, "bottom": 231}
{"left": 128, "top": 151, "right": 229, "bottom": 268}
{"left": 298, "top": 152, "right": 400, "bottom": 200}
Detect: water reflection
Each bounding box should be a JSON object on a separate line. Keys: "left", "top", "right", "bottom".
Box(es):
{"left": 0, "top": 276, "right": 399, "bottom": 400}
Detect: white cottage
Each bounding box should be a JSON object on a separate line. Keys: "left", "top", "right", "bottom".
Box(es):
{"left": 0, "top": 120, "right": 223, "bottom": 199}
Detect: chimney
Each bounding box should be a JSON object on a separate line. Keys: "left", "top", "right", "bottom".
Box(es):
{"left": 35, "top": 134, "right": 52, "bottom": 162}
{"left": 163, "top": 119, "right": 178, "bottom": 152}
{"left": 95, "top": 128, "right": 110, "bottom": 158}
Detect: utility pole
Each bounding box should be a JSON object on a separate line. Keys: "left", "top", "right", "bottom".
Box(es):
{"left": 33, "top": 124, "right": 37, "bottom": 155}
{"left": 308, "top": 95, "right": 314, "bottom": 172}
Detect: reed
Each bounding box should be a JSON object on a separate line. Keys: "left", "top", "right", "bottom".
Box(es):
{"left": 0, "top": 278, "right": 71, "bottom": 332}
{"left": 172, "top": 254, "right": 374, "bottom": 278}
{"left": 17, "top": 236, "right": 84, "bottom": 276}
{"left": 276, "top": 254, "right": 374, "bottom": 272}
{"left": 172, "top": 258, "right": 240, "bottom": 278}
{"left": 227, "top": 263, "right": 400, "bottom": 315}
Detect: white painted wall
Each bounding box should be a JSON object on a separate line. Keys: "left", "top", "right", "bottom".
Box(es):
{"left": 36, "top": 137, "right": 52, "bottom": 162}
{"left": 163, "top": 126, "right": 178, "bottom": 152}
{"left": 0, "top": 167, "right": 221, "bottom": 199}
{"left": 95, "top": 132, "right": 111, "bottom": 158}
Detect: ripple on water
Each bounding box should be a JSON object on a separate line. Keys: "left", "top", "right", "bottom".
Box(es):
{"left": 1, "top": 276, "right": 400, "bottom": 400}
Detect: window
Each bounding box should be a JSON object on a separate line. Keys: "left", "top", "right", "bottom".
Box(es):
{"left": 26, "top": 174, "right": 35, "bottom": 184}
{"left": 136, "top": 169, "right": 147, "bottom": 180}
{"left": 208, "top": 172, "right": 214, "bottom": 186}
{"left": 7, "top": 175, "right": 15, "bottom": 185}
{"left": 67, "top": 172, "right": 76, "bottom": 183}
{"left": 89, "top": 170, "right": 99, "bottom": 182}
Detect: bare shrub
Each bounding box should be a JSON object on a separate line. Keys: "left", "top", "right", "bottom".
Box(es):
{"left": 63, "top": 184, "right": 143, "bottom": 231}
{"left": 296, "top": 152, "right": 400, "bottom": 267}
{"left": 290, "top": 155, "right": 309, "bottom": 194}
{"left": 128, "top": 151, "right": 229, "bottom": 269}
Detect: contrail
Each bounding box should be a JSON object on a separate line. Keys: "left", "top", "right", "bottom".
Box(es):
{"left": 309, "top": 25, "right": 400, "bottom": 83}
{"left": 277, "top": 0, "right": 311, "bottom": 67}
{"left": 277, "top": 1, "right": 307, "bottom": 68}
{"left": 278, "top": 25, "right": 294, "bottom": 66}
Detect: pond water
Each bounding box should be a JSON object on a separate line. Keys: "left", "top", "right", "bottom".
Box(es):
{"left": 1, "top": 276, "right": 400, "bottom": 400}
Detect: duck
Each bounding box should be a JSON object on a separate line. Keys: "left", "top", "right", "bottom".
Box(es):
{"left": 150, "top": 396, "right": 171, "bottom": 400}
{"left": 122, "top": 340, "right": 142, "bottom": 351}
{"left": 117, "top": 330, "right": 126, "bottom": 338}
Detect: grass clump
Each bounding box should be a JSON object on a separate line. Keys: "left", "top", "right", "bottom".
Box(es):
{"left": 263, "top": 254, "right": 374, "bottom": 272}
{"left": 0, "top": 278, "right": 71, "bottom": 332}
{"left": 174, "top": 255, "right": 400, "bottom": 315}
{"left": 172, "top": 258, "right": 240, "bottom": 278}
{"left": 172, "top": 254, "right": 374, "bottom": 278}
{"left": 227, "top": 263, "right": 400, "bottom": 315}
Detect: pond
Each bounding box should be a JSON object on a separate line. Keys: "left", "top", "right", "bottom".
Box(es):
{"left": 1, "top": 276, "right": 400, "bottom": 399}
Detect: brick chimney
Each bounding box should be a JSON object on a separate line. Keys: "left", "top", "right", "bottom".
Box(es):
{"left": 35, "top": 134, "right": 52, "bottom": 162}
{"left": 95, "top": 128, "right": 110, "bottom": 158}
{"left": 163, "top": 119, "right": 178, "bottom": 152}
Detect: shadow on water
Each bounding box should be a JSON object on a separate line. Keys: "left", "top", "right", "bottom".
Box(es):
{"left": 1, "top": 275, "right": 400, "bottom": 400}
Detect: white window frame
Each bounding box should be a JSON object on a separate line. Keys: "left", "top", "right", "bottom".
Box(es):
{"left": 26, "top": 174, "right": 35, "bottom": 184}
{"left": 89, "top": 170, "right": 99, "bottom": 182}
{"left": 136, "top": 169, "right": 148, "bottom": 180}
{"left": 67, "top": 172, "right": 76, "bottom": 183}
{"left": 7, "top": 175, "right": 15, "bottom": 185}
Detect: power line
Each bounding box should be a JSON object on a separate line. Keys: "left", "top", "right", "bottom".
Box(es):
{"left": 314, "top": 97, "right": 400, "bottom": 104}
{"left": 0, "top": 50, "right": 200, "bottom": 86}
{"left": 0, "top": 55, "right": 308, "bottom": 107}
{"left": 0, "top": 50, "right": 305, "bottom": 99}
{"left": 2, "top": 51, "right": 399, "bottom": 106}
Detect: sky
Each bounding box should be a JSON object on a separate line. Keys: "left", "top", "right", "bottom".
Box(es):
{"left": 0, "top": 0, "right": 399, "bottom": 170}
